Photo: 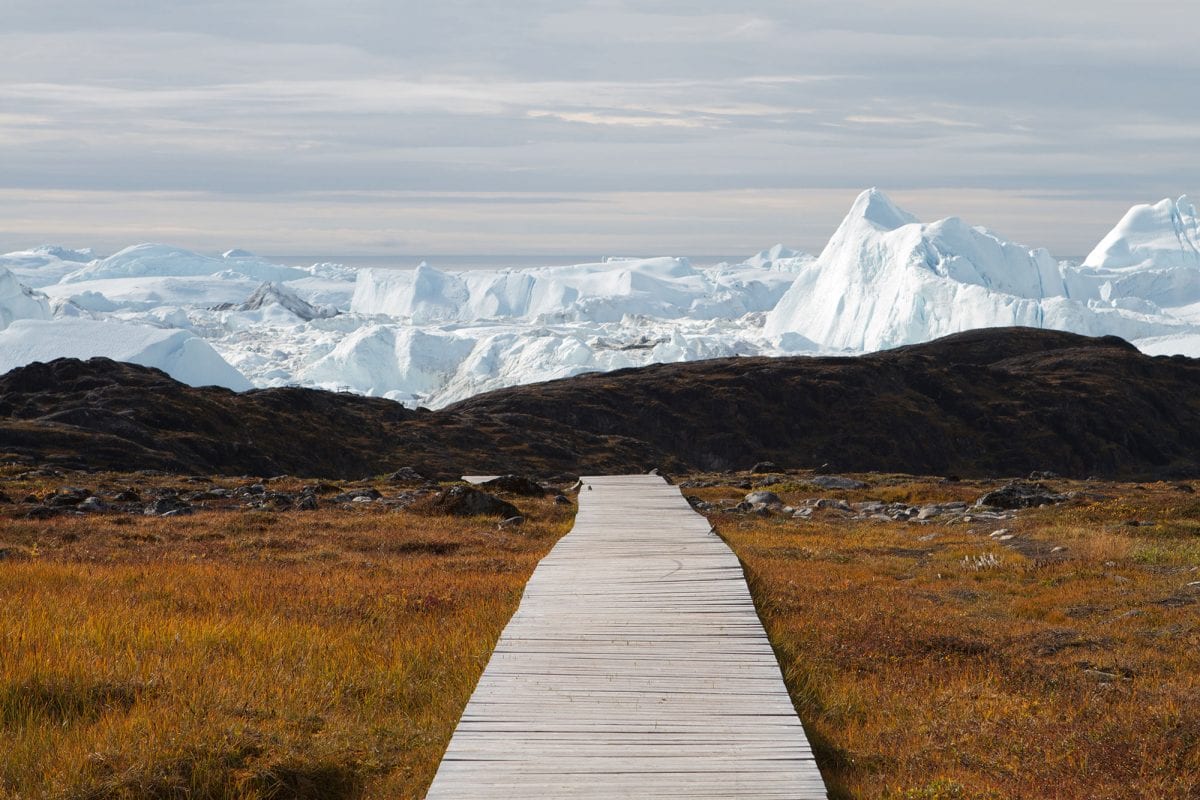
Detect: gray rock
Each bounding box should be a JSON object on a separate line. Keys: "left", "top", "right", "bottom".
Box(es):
{"left": 386, "top": 466, "right": 426, "bottom": 483}
{"left": 744, "top": 490, "right": 783, "bottom": 507}
{"left": 815, "top": 498, "right": 853, "bottom": 512}
{"left": 430, "top": 485, "right": 521, "bottom": 519}
{"left": 481, "top": 475, "right": 546, "bottom": 497}
{"left": 497, "top": 516, "right": 525, "bottom": 529}
{"left": 554, "top": 494, "right": 572, "bottom": 506}
{"left": 78, "top": 496, "right": 108, "bottom": 513}
{"left": 45, "top": 487, "right": 92, "bottom": 507}
{"left": 976, "top": 481, "right": 1066, "bottom": 509}
{"left": 145, "top": 497, "right": 193, "bottom": 517}
{"left": 750, "top": 461, "right": 778, "bottom": 474}
{"left": 807, "top": 475, "right": 867, "bottom": 490}
{"left": 334, "top": 488, "right": 383, "bottom": 503}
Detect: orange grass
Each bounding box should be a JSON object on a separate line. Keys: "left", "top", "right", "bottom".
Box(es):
{"left": 0, "top": 487, "right": 574, "bottom": 800}
{"left": 705, "top": 476, "right": 1200, "bottom": 799}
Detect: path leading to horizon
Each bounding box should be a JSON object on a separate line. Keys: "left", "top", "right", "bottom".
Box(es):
{"left": 425, "top": 474, "right": 827, "bottom": 799}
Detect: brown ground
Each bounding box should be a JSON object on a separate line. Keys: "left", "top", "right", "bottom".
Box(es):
{"left": 2, "top": 468, "right": 1198, "bottom": 799}
{"left": 698, "top": 472, "right": 1200, "bottom": 799}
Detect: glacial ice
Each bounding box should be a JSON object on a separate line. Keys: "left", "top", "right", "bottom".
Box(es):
{"left": 0, "top": 318, "right": 252, "bottom": 391}
{"left": 3, "top": 187, "right": 1200, "bottom": 404}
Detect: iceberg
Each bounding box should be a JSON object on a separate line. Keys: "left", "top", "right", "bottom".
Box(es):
{"left": 0, "top": 318, "right": 251, "bottom": 391}
{"left": 762, "top": 189, "right": 1179, "bottom": 350}
{"left": 351, "top": 257, "right": 795, "bottom": 323}
{"left": 0, "top": 268, "right": 52, "bottom": 330}
{"left": 61, "top": 243, "right": 310, "bottom": 284}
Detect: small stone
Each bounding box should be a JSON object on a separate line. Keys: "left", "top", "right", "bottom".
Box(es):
{"left": 750, "top": 461, "right": 778, "bottom": 474}
{"left": 497, "top": 516, "right": 525, "bottom": 529}
{"left": 554, "top": 494, "right": 572, "bottom": 506}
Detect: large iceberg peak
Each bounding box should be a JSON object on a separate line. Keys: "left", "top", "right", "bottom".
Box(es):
{"left": 763, "top": 188, "right": 1074, "bottom": 350}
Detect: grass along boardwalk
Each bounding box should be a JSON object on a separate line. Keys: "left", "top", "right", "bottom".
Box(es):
{"left": 427, "top": 474, "right": 826, "bottom": 799}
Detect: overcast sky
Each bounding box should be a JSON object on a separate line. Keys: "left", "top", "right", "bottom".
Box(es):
{"left": 2, "top": 0, "right": 1197, "bottom": 258}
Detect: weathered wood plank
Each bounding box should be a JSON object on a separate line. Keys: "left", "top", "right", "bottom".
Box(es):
{"left": 425, "top": 474, "right": 827, "bottom": 799}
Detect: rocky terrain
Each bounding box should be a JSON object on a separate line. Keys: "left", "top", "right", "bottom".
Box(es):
{"left": 1, "top": 327, "right": 1199, "bottom": 480}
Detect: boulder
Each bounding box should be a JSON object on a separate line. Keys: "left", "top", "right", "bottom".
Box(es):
{"left": 334, "top": 488, "right": 383, "bottom": 503}
{"left": 481, "top": 475, "right": 546, "bottom": 497}
{"left": 807, "top": 475, "right": 867, "bottom": 490}
{"left": 45, "top": 487, "right": 92, "bottom": 507}
{"left": 144, "top": 497, "right": 193, "bottom": 517}
{"left": 429, "top": 485, "right": 520, "bottom": 519}
{"left": 750, "top": 461, "right": 778, "bottom": 474}
{"left": 78, "top": 496, "right": 108, "bottom": 513}
{"left": 745, "top": 490, "right": 783, "bottom": 507}
{"left": 976, "top": 481, "right": 1067, "bottom": 509}
{"left": 386, "top": 466, "right": 426, "bottom": 483}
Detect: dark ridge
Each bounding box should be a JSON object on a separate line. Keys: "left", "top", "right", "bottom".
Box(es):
{"left": 0, "top": 328, "right": 1198, "bottom": 479}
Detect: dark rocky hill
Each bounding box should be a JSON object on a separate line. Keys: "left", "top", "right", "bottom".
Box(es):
{"left": 1, "top": 328, "right": 1198, "bottom": 479}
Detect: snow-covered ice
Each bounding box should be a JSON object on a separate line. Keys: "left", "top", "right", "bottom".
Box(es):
{"left": 4, "top": 187, "right": 1200, "bottom": 405}
{"left": 0, "top": 318, "right": 251, "bottom": 390}
{"left": 0, "top": 268, "right": 52, "bottom": 330}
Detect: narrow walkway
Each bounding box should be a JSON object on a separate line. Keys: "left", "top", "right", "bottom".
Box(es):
{"left": 425, "top": 475, "right": 827, "bottom": 799}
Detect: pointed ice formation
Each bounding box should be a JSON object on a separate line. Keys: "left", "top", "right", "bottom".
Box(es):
{"left": 221, "top": 282, "right": 337, "bottom": 321}
{"left": 763, "top": 189, "right": 1079, "bottom": 350}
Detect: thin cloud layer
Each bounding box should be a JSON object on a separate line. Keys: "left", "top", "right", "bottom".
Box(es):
{"left": 1, "top": 0, "right": 1196, "bottom": 256}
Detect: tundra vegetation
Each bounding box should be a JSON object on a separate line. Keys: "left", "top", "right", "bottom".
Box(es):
{"left": 1, "top": 468, "right": 1197, "bottom": 799}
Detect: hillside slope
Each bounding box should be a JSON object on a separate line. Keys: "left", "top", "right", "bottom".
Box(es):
{"left": 1, "top": 328, "right": 1198, "bottom": 479}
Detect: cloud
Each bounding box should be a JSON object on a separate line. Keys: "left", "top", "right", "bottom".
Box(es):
{"left": 0, "top": 0, "right": 1197, "bottom": 254}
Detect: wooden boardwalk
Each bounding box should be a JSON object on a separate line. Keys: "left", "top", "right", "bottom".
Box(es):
{"left": 426, "top": 474, "right": 827, "bottom": 799}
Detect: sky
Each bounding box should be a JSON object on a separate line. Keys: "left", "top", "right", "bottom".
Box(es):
{"left": 2, "top": 0, "right": 1198, "bottom": 258}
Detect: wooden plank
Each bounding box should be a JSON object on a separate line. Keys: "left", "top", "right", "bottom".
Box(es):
{"left": 425, "top": 474, "right": 827, "bottom": 799}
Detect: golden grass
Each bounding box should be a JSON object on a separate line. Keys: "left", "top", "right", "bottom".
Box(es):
{"left": 6, "top": 468, "right": 1200, "bottom": 799}
{"left": 703, "top": 476, "right": 1200, "bottom": 799}
{"left": 0, "top": 483, "right": 574, "bottom": 800}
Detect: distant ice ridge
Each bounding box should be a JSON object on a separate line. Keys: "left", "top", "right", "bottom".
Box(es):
{"left": 351, "top": 257, "right": 797, "bottom": 323}
{"left": 5, "top": 187, "right": 1200, "bottom": 402}
{"left": 60, "top": 244, "right": 311, "bottom": 284}
{"left": 763, "top": 189, "right": 1191, "bottom": 351}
